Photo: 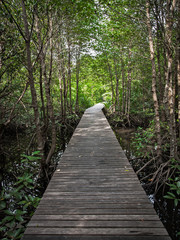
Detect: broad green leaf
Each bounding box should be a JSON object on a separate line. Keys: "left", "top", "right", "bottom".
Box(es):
{"left": 164, "top": 195, "right": 174, "bottom": 200}
{"left": 167, "top": 192, "right": 176, "bottom": 198}
{"left": 1, "top": 216, "right": 14, "bottom": 223}
{"left": 174, "top": 199, "right": 179, "bottom": 207}
{"left": 14, "top": 228, "right": 24, "bottom": 238}
{"left": 15, "top": 215, "right": 24, "bottom": 222}
{"left": 4, "top": 210, "right": 14, "bottom": 216}
{"left": 0, "top": 201, "right": 6, "bottom": 210}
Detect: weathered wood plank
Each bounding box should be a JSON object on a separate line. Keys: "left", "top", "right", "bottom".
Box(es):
{"left": 37, "top": 203, "right": 153, "bottom": 209}
{"left": 22, "top": 236, "right": 171, "bottom": 240}
{"left": 31, "top": 214, "right": 160, "bottom": 221}
{"left": 24, "top": 227, "right": 168, "bottom": 235}
{"left": 35, "top": 209, "right": 156, "bottom": 215}
{"left": 28, "top": 220, "right": 163, "bottom": 228}
{"left": 42, "top": 191, "right": 146, "bottom": 196}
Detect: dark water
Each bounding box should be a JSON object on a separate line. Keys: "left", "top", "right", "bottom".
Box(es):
{"left": 0, "top": 126, "right": 72, "bottom": 192}
{"left": 114, "top": 127, "right": 180, "bottom": 240}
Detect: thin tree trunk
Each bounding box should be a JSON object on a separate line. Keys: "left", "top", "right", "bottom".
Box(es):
{"left": 21, "top": 0, "right": 45, "bottom": 165}
{"left": 105, "top": 53, "right": 114, "bottom": 105}
{"left": 75, "top": 47, "right": 81, "bottom": 114}
{"left": 62, "top": 53, "right": 67, "bottom": 122}
{"left": 67, "top": 36, "right": 72, "bottom": 113}
{"left": 114, "top": 57, "right": 120, "bottom": 114}
{"left": 58, "top": 44, "right": 64, "bottom": 119}
{"left": 127, "top": 50, "right": 132, "bottom": 120}
{"left": 48, "top": 14, "right": 53, "bottom": 87}
{"left": 146, "top": 1, "right": 162, "bottom": 159}
{"left": 39, "top": 62, "right": 46, "bottom": 126}
{"left": 121, "top": 57, "right": 125, "bottom": 114}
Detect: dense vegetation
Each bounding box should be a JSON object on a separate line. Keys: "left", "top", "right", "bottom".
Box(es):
{"left": 0, "top": 0, "right": 180, "bottom": 239}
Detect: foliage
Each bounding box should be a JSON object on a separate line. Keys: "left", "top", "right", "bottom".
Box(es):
{"left": 164, "top": 160, "right": 180, "bottom": 208}
{"left": 132, "top": 122, "right": 155, "bottom": 158}
{"left": 0, "top": 152, "right": 41, "bottom": 240}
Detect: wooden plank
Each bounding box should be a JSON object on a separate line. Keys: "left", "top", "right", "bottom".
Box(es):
{"left": 24, "top": 227, "right": 168, "bottom": 235}
{"left": 42, "top": 191, "right": 146, "bottom": 196}
{"left": 35, "top": 209, "right": 156, "bottom": 215}
{"left": 28, "top": 220, "right": 163, "bottom": 228}
{"left": 37, "top": 203, "right": 153, "bottom": 209}
{"left": 22, "top": 236, "right": 171, "bottom": 240}
{"left": 31, "top": 214, "right": 160, "bottom": 221}
{"left": 22, "top": 103, "right": 170, "bottom": 240}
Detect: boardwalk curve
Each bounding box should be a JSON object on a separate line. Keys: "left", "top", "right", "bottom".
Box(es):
{"left": 23, "top": 103, "right": 170, "bottom": 240}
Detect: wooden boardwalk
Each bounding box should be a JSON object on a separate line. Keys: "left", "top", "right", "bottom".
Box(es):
{"left": 23, "top": 103, "right": 170, "bottom": 240}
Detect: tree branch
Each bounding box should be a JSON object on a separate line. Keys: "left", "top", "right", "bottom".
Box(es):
{"left": 1, "top": 0, "right": 26, "bottom": 41}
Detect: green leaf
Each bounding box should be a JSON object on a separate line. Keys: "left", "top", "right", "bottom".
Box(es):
{"left": 1, "top": 216, "right": 14, "bottom": 224}
{"left": 0, "top": 226, "right": 7, "bottom": 232}
{"left": 15, "top": 215, "right": 24, "bottom": 222}
{"left": 0, "top": 201, "right": 6, "bottom": 210}
{"left": 18, "top": 200, "right": 26, "bottom": 205}
{"left": 177, "top": 181, "right": 180, "bottom": 188}
{"left": 164, "top": 195, "right": 174, "bottom": 200}
{"left": 23, "top": 202, "right": 30, "bottom": 210}
{"left": 16, "top": 209, "right": 26, "bottom": 215}
{"left": 174, "top": 198, "right": 179, "bottom": 207}
{"left": 28, "top": 195, "right": 34, "bottom": 202}
{"left": 5, "top": 230, "right": 15, "bottom": 238}
{"left": 32, "top": 151, "right": 40, "bottom": 155}
{"left": 5, "top": 220, "right": 16, "bottom": 228}
{"left": 14, "top": 228, "right": 24, "bottom": 238}
{"left": 4, "top": 209, "right": 14, "bottom": 216}
{"left": 167, "top": 192, "right": 176, "bottom": 198}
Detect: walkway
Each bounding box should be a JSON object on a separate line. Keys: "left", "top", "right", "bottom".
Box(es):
{"left": 23, "top": 103, "right": 170, "bottom": 240}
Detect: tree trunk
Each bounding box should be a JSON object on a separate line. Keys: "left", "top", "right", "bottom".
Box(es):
{"left": 127, "top": 49, "right": 132, "bottom": 120}
{"left": 154, "top": 5, "right": 166, "bottom": 121}
{"left": 177, "top": 1, "right": 180, "bottom": 138}
{"left": 58, "top": 44, "right": 64, "bottom": 119}
{"left": 36, "top": 11, "right": 56, "bottom": 165}
{"left": 0, "top": 42, "right": 2, "bottom": 69}
{"left": 114, "top": 57, "right": 120, "bottom": 114}
{"left": 48, "top": 13, "right": 53, "bottom": 87}
{"left": 121, "top": 57, "right": 125, "bottom": 114}
{"left": 67, "top": 36, "right": 72, "bottom": 113}
{"left": 146, "top": 1, "right": 162, "bottom": 159}
{"left": 21, "top": 0, "right": 45, "bottom": 165}
{"left": 105, "top": 53, "right": 114, "bottom": 105}
{"left": 39, "top": 62, "right": 46, "bottom": 126}
{"left": 62, "top": 54, "right": 67, "bottom": 122}
{"left": 75, "top": 46, "right": 81, "bottom": 114}
{"left": 164, "top": 0, "right": 177, "bottom": 159}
